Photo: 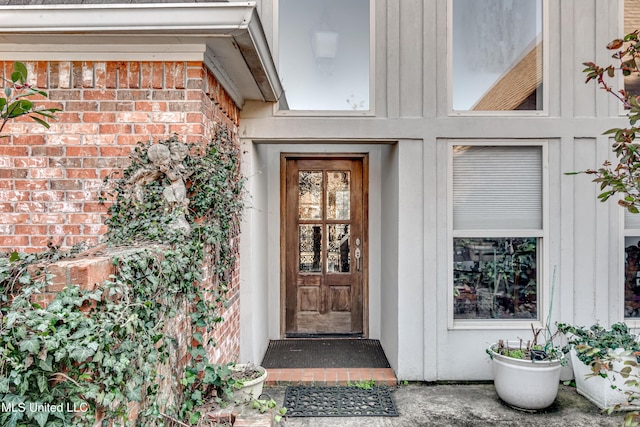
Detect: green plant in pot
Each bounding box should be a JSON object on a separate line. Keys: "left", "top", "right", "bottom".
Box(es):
{"left": 486, "top": 324, "right": 564, "bottom": 411}
{"left": 565, "top": 18, "right": 640, "bottom": 426}
{"left": 557, "top": 322, "right": 640, "bottom": 411}
{"left": 180, "top": 362, "right": 285, "bottom": 424}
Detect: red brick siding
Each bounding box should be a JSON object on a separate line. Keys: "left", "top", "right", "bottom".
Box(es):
{"left": 0, "top": 60, "right": 239, "bottom": 253}
{"left": 31, "top": 251, "right": 241, "bottom": 423}
{"left": 2, "top": 59, "right": 242, "bottom": 382}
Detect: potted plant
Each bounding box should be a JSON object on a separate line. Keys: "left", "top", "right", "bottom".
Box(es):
{"left": 557, "top": 322, "right": 640, "bottom": 410}
{"left": 181, "top": 361, "right": 286, "bottom": 424}
{"left": 229, "top": 363, "right": 268, "bottom": 401}
{"left": 486, "top": 325, "right": 564, "bottom": 411}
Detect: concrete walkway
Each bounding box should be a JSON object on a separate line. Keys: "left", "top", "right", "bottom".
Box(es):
{"left": 264, "top": 383, "right": 624, "bottom": 427}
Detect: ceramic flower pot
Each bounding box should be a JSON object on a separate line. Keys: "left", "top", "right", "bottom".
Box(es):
{"left": 489, "top": 342, "right": 562, "bottom": 411}
{"left": 569, "top": 348, "right": 640, "bottom": 411}
{"left": 230, "top": 364, "right": 268, "bottom": 401}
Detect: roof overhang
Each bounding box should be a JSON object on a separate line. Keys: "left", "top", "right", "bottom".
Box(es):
{"left": 0, "top": 2, "right": 284, "bottom": 108}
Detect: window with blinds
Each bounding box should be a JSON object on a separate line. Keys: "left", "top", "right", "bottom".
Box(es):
{"left": 452, "top": 145, "right": 542, "bottom": 321}
{"left": 452, "top": 145, "right": 542, "bottom": 231}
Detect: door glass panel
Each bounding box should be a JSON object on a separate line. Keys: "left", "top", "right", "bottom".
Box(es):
{"left": 327, "top": 224, "right": 350, "bottom": 273}
{"left": 299, "top": 171, "right": 323, "bottom": 219}
{"left": 327, "top": 171, "right": 350, "bottom": 220}
{"left": 299, "top": 225, "right": 322, "bottom": 272}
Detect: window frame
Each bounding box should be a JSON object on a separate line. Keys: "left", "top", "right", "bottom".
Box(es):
{"left": 447, "top": 140, "right": 550, "bottom": 330}
{"left": 446, "top": 0, "right": 550, "bottom": 116}
{"left": 273, "top": 0, "right": 376, "bottom": 116}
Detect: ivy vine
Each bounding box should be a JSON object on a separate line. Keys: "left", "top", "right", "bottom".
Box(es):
{"left": 1, "top": 127, "right": 245, "bottom": 426}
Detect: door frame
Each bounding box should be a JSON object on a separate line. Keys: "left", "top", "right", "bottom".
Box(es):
{"left": 280, "top": 152, "right": 369, "bottom": 338}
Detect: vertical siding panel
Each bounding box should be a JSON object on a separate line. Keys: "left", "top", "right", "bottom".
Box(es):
{"left": 594, "top": 0, "right": 622, "bottom": 117}
{"left": 604, "top": 136, "right": 624, "bottom": 325}
{"left": 572, "top": 138, "right": 599, "bottom": 325}
{"left": 423, "top": 138, "right": 437, "bottom": 381}
{"left": 396, "top": 140, "right": 424, "bottom": 379}
{"left": 399, "top": 0, "right": 423, "bottom": 117}
{"left": 594, "top": 134, "right": 612, "bottom": 322}
{"left": 573, "top": 0, "right": 597, "bottom": 117}
{"left": 557, "top": 0, "right": 573, "bottom": 118}
{"left": 386, "top": 0, "right": 400, "bottom": 118}
{"left": 375, "top": 0, "right": 388, "bottom": 118}
{"left": 547, "top": 139, "right": 562, "bottom": 324}
{"left": 423, "top": 1, "right": 437, "bottom": 118}
{"left": 560, "top": 136, "right": 576, "bottom": 324}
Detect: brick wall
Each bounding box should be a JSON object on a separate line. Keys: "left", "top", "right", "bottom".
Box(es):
{"left": 32, "top": 247, "right": 241, "bottom": 423}
{"left": 0, "top": 60, "right": 238, "bottom": 253}
{"left": 2, "top": 59, "right": 242, "bottom": 417}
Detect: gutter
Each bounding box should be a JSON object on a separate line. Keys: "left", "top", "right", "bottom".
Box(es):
{"left": 0, "top": 2, "right": 254, "bottom": 33}
{"left": 0, "top": 1, "right": 284, "bottom": 105}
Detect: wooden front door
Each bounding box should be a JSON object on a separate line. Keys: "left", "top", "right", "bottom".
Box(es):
{"left": 283, "top": 156, "right": 367, "bottom": 336}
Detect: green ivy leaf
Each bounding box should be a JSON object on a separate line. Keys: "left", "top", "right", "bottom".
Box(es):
{"left": 19, "top": 337, "right": 40, "bottom": 354}
{"left": 33, "top": 411, "right": 49, "bottom": 427}
{"left": 6, "top": 312, "right": 21, "bottom": 328}
{"left": 0, "top": 377, "right": 10, "bottom": 393}
{"left": 38, "top": 355, "right": 53, "bottom": 372}
{"left": 192, "top": 332, "right": 204, "bottom": 344}
{"left": 189, "top": 411, "right": 201, "bottom": 425}
{"left": 69, "top": 342, "right": 98, "bottom": 362}
{"left": 37, "top": 373, "right": 48, "bottom": 393}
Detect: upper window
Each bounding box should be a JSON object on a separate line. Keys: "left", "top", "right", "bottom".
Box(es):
{"left": 451, "top": 145, "right": 544, "bottom": 322}
{"left": 451, "top": 0, "right": 544, "bottom": 112}
{"left": 278, "top": 0, "right": 371, "bottom": 112}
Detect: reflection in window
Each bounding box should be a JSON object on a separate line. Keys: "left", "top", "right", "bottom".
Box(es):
{"left": 327, "top": 171, "right": 350, "bottom": 220}
{"left": 299, "top": 171, "right": 323, "bottom": 220}
{"left": 453, "top": 238, "right": 538, "bottom": 319}
{"left": 299, "top": 225, "right": 322, "bottom": 272}
{"left": 452, "top": 0, "right": 543, "bottom": 111}
{"left": 278, "top": 0, "right": 370, "bottom": 111}
{"left": 327, "top": 224, "right": 350, "bottom": 273}
{"left": 625, "top": 237, "right": 640, "bottom": 317}
{"left": 624, "top": 212, "right": 640, "bottom": 318}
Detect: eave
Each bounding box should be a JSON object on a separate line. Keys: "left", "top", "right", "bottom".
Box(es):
{"left": 0, "top": 2, "right": 284, "bottom": 108}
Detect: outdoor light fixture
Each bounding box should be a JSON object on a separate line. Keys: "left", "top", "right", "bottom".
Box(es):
{"left": 311, "top": 30, "right": 338, "bottom": 59}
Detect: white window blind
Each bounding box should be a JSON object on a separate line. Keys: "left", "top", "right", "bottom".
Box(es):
{"left": 453, "top": 146, "right": 542, "bottom": 230}
{"left": 626, "top": 209, "right": 640, "bottom": 230}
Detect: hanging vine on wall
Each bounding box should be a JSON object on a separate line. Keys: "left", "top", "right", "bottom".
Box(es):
{"left": 0, "top": 126, "right": 246, "bottom": 426}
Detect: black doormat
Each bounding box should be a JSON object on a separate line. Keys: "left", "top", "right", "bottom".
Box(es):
{"left": 261, "top": 339, "right": 391, "bottom": 369}
{"left": 283, "top": 386, "right": 399, "bottom": 417}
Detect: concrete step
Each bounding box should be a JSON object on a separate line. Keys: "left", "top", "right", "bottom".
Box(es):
{"left": 265, "top": 367, "right": 396, "bottom": 386}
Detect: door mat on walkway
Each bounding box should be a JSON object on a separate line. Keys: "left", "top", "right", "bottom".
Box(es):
{"left": 261, "top": 339, "right": 391, "bottom": 369}
{"left": 283, "top": 386, "right": 399, "bottom": 417}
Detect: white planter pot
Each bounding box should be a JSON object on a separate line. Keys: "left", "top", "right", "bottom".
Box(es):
{"left": 570, "top": 348, "right": 640, "bottom": 411}
{"left": 489, "top": 342, "right": 562, "bottom": 411}
{"left": 231, "top": 364, "right": 268, "bottom": 401}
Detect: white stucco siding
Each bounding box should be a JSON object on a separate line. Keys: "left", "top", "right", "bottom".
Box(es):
{"left": 239, "top": 140, "right": 270, "bottom": 363}
{"left": 380, "top": 144, "right": 400, "bottom": 372}
{"left": 395, "top": 140, "right": 425, "bottom": 380}
{"left": 238, "top": 0, "right": 635, "bottom": 381}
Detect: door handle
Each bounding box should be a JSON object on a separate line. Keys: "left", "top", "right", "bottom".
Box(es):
{"left": 355, "top": 238, "right": 361, "bottom": 272}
